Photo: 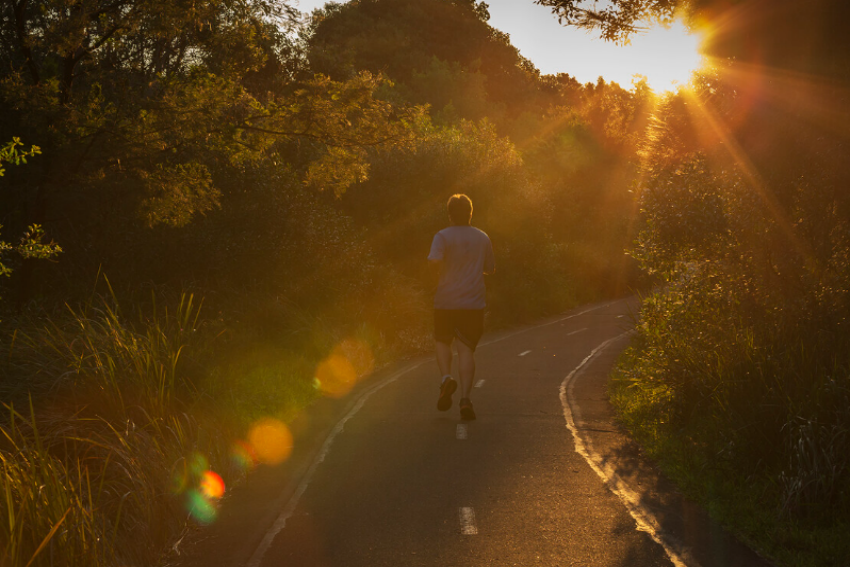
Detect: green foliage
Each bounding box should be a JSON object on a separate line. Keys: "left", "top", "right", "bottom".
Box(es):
{"left": 305, "top": 0, "right": 542, "bottom": 128}
{"left": 0, "top": 139, "right": 61, "bottom": 289}
{"left": 609, "top": 15, "right": 848, "bottom": 566}
{"left": 0, "top": 0, "right": 653, "bottom": 561}
{"left": 611, "top": 339, "right": 849, "bottom": 567}
{"left": 0, "top": 138, "right": 40, "bottom": 175}
{"left": 535, "top": 0, "right": 677, "bottom": 43}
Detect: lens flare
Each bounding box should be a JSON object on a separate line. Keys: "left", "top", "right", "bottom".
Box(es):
{"left": 189, "top": 452, "right": 209, "bottom": 478}
{"left": 248, "top": 418, "right": 293, "bottom": 465}
{"left": 314, "top": 339, "right": 374, "bottom": 398}
{"left": 186, "top": 489, "right": 218, "bottom": 524}
{"left": 314, "top": 353, "right": 358, "bottom": 398}
{"left": 200, "top": 470, "right": 226, "bottom": 499}
{"left": 231, "top": 440, "right": 256, "bottom": 472}
{"left": 629, "top": 18, "right": 707, "bottom": 92}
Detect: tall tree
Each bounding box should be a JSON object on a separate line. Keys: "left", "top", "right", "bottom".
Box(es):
{"left": 305, "top": 0, "right": 542, "bottom": 127}
{"left": 0, "top": 0, "right": 422, "bottom": 301}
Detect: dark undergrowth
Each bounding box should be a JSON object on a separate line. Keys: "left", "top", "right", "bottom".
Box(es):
{"left": 610, "top": 286, "right": 849, "bottom": 567}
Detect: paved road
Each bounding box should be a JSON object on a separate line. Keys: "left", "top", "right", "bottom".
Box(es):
{"left": 179, "top": 298, "right": 772, "bottom": 567}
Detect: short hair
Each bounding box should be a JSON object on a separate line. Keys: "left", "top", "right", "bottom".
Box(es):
{"left": 447, "top": 194, "right": 473, "bottom": 225}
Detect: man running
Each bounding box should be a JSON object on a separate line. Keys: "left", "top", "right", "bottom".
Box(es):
{"left": 428, "top": 194, "right": 495, "bottom": 420}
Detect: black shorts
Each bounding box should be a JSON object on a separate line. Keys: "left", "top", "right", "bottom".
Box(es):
{"left": 434, "top": 309, "right": 485, "bottom": 351}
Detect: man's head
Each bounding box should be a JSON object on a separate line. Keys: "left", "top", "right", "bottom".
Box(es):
{"left": 447, "top": 194, "right": 473, "bottom": 226}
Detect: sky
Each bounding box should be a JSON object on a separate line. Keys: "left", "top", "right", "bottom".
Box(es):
{"left": 292, "top": 0, "right": 705, "bottom": 90}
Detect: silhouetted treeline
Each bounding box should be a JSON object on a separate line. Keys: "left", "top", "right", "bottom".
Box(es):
{"left": 575, "top": 0, "right": 848, "bottom": 563}
{"left": 0, "top": 2, "right": 649, "bottom": 562}
{"left": 0, "top": 0, "right": 646, "bottom": 331}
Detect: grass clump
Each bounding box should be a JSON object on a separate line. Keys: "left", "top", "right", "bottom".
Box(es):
{"left": 0, "top": 278, "right": 432, "bottom": 566}
{"left": 0, "top": 292, "right": 243, "bottom": 566}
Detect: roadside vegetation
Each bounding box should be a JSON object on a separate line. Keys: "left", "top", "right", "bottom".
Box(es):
{"left": 0, "top": 0, "right": 646, "bottom": 564}
{"left": 0, "top": 0, "right": 845, "bottom": 565}
{"left": 605, "top": 15, "right": 848, "bottom": 567}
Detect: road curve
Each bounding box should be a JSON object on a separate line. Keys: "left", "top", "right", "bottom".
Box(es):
{"left": 178, "top": 297, "right": 772, "bottom": 567}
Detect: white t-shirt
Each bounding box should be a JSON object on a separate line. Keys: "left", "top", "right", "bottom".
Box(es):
{"left": 428, "top": 225, "right": 495, "bottom": 309}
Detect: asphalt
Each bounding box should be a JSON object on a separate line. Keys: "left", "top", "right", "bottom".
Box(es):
{"left": 175, "top": 297, "right": 773, "bottom": 567}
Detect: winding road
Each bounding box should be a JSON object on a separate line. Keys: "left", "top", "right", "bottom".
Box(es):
{"left": 179, "top": 297, "right": 771, "bottom": 567}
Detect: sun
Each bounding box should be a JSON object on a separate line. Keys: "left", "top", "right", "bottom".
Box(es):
{"left": 627, "top": 19, "right": 707, "bottom": 93}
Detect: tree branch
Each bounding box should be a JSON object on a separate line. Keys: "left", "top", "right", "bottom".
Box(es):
{"left": 13, "top": 0, "right": 39, "bottom": 85}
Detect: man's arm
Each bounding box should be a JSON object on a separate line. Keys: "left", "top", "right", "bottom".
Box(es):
{"left": 428, "top": 232, "right": 445, "bottom": 289}
{"left": 483, "top": 238, "right": 495, "bottom": 275}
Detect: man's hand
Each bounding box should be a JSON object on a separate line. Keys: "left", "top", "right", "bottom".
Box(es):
{"left": 428, "top": 258, "right": 443, "bottom": 292}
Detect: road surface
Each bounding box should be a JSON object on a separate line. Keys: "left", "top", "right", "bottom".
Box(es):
{"left": 178, "top": 297, "right": 771, "bottom": 567}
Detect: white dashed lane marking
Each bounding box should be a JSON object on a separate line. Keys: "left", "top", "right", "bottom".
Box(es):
{"left": 459, "top": 507, "right": 478, "bottom": 535}
{"left": 518, "top": 350, "right": 532, "bottom": 356}
{"left": 566, "top": 327, "right": 588, "bottom": 337}
{"left": 474, "top": 379, "right": 485, "bottom": 388}
{"left": 456, "top": 424, "right": 468, "bottom": 440}
{"left": 247, "top": 300, "right": 626, "bottom": 567}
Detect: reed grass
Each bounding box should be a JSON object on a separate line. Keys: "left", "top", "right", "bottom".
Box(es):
{"left": 0, "top": 246, "right": 616, "bottom": 565}
{"left": 0, "top": 291, "right": 237, "bottom": 566}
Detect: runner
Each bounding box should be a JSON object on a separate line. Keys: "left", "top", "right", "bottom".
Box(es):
{"left": 428, "top": 194, "right": 495, "bottom": 420}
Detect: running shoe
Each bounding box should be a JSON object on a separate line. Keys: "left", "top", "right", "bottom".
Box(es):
{"left": 437, "top": 377, "right": 457, "bottom": 411}
{"left": 460, "top": 398, "right": 476, "bottom": 420}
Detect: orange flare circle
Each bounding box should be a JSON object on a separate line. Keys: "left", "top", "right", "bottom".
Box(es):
{"left": 315, "top": 353, "right": 358, "bottom": 398}
{"left": 248, "top": 418, "right": 293, "bottom": 465}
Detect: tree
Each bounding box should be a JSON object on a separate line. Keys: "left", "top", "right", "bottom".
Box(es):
{"left": 536, "top": 0, "right": 676, "bottom": 43}
{"left": 536, "top": 0, "right": 849, "bottom": 79}
{"left": 0, "top": 0, "right": 423, "bottom": 302}
{"left": 305, "top": 0, "right": 543, "bottom": 128}
{"left": 0, "top": 139, "right": 61, "bottom": 291}
{"left": 541, "top": 0, "right": 849, "bottom": 547}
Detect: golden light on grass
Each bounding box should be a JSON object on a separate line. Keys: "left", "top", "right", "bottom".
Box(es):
{"left": 248, "top": 418, "right": 294, "bottom": 465}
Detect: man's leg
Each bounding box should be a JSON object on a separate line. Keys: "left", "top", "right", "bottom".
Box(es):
{"left": 435, "top": 340, "right": 453, "bottom": 378}
{"left": 435, "top": 339, "right": 457, "bottom": 411}
{"left": 456, "top": 340, "right": 476, "bottom": 400}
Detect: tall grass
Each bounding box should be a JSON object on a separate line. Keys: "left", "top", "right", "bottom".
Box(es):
{"left": 0, "top": 224, "right": 633, "bottom": 566}
{"left": 0, "top": 292, "right": 235, "bottom": 566}
{"left": 0, "top": 276, "right": 435, "bottom": 565}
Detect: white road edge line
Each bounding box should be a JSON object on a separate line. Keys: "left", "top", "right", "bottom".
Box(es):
{"left": 245, "top": 299, "right": 620, "bottom": 567}
{"left": 566, "top": 327, "right": 588, "bottom": 337}
{"left": 456, "top": 424, "right": 468, "bottom": 440}
{"left": 459, "top": 507, "right": 478, "bottom": 535}
{"left": 518, "top": 350, "right": 532, "bottom": 356}
{"left": 245, "top": 360, "right": 426, "bottom": 567}
{"left": 560, "top": 335, "right": 700, "bottom": 567}
{"left": 474, "top": 379, "right": 485, "bottom": 388}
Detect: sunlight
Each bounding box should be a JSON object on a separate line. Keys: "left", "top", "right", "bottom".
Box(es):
{"left": 680, "top": 85, "right": 816, "bottom": 267}
{"left": 629, "top": 19, "right": 706, "bottom": 92}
